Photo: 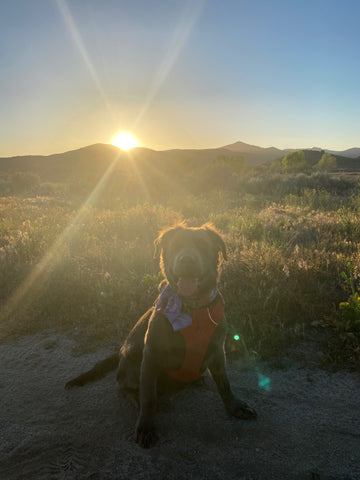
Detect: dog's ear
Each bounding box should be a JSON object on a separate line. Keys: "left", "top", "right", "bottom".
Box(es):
{"left": 202, "top": 223, "right": 227, "bottom": 261}
{"left": 154, "top": 223, "right": 186, "bottom": 257}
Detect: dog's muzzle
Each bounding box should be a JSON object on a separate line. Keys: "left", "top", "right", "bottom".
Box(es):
{"left": 173, "top": 251, "right": 203, "bottom": 297}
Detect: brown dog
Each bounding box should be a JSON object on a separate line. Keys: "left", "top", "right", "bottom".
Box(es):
{"left": 66, "top": 223, "right": 256, "bottom": 448}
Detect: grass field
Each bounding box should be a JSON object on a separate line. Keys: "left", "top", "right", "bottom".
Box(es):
{"left": 1, "top": 170, "right": 359, "bottom": 369}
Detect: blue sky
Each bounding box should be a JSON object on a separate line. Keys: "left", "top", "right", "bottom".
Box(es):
{"left": 1, "top": 0, "right": 360, "bottom": 156}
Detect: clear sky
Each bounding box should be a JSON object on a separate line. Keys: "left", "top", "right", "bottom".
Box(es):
{"left": 1, "top": 0, "right": 360, "bottom": 156}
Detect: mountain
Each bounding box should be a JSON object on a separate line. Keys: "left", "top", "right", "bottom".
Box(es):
{"left": 222, "top": 141, "right": 284, "bottom": 164}
{"left": 1, "top": 142, "right": 360, "bottom": 184}
{"left": 223, "top": 141, "right": 360, "bottom": 166}
{"left": 325, "top": 148, "right": 360, "bottom": 159}
{"left": 0, "top": 144, "right": 124, "bottom": 182}
{"left": 0, "top": 143, "right": 261, "bottom": 182}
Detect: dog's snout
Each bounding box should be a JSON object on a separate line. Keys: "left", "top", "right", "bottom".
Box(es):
{"left": 174, "top": 251, "right": 200, "bottom": 278}
{"left": 179, "top": 255, "right": 194, "bottom": 267}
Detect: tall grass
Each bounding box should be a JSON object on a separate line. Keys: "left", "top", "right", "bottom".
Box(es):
{"left": 0, "top": 172, "right": 359, "bottom": 366}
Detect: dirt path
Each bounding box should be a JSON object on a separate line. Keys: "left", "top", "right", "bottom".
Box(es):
{"left": 0, "top": 333, "right": 359, "bottom": 480}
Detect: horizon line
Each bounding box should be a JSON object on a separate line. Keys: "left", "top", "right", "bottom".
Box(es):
{"left": 1, "top": 140, "right": 360, "bottom": 159}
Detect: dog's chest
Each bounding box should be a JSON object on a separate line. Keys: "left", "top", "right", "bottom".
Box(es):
{"left": 165, "top": 294, "right": 225, "bottom": 383}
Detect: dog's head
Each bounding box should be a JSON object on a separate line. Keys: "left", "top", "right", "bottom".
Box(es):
{"left": 155, "top": 223, "right": 227, "bottom": 298}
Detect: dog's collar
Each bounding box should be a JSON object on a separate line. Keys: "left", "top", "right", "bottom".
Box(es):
{"left": 155, "top": 283, "right": 219, "bottom": 331}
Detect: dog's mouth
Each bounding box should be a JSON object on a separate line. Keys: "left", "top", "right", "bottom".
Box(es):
{"left": 170, "top": 250, "right": 215, "bottom": 298}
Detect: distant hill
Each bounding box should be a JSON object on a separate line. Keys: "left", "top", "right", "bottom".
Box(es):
{"left": 222, "top": 141, "right": 284, "bottom": 164}
{"left": 0, "top": 143, "right": 250, "bottom": 183}
{"left": 325, "top": 147, "right": 360, "bottom": 159}
{"left": 0, "top": 144, "right": 123, "bottom": 181}
{"left": 300, "top": 149, "right": 359, "bottom": 170}
{"left": 0, "top": 142, "right": 360, "bottom": 185}
{"left": 222, "top": 141, "right": 360, "bottom": 167}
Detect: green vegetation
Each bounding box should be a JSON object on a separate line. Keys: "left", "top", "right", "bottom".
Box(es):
{"left": 0, "top": 160, "right": 359, "bottom": 369}
{"left": 329, "top": 268, "right": 360, "bottom": 366}
{"left": 282, "top": 150, "right": 307, "bottom": 173}
{"left": 316, "top": 152, "right": 337, "bottom": 172}
{"left": 268, "top": 149, "right": 340, "bottom": 175}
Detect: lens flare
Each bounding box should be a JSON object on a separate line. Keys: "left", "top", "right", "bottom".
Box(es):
{"left": 255, "top": 367, "right": 272, "bottom": 392}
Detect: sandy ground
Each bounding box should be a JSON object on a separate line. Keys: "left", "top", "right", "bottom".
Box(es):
{"left": 0, "top": 332, "right": 359, "bottom": 480}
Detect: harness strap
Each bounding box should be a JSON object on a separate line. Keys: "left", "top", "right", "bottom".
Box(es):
{"left": 165, "top": 293, "right": 225, "bottom": 383}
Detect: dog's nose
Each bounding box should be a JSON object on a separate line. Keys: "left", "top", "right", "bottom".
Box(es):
{"left": 179, "top": 255, "right": 194, "bottom": 267}
{"left": 175, "top": 253, "right": 198, "bottom": 277}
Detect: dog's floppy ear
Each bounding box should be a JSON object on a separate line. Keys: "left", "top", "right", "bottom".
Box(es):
{"left": 154, "top": 222, "right": 186, "bottom": 257}
{"left": 202, "top": 223, "right": 227, "bottom": 261}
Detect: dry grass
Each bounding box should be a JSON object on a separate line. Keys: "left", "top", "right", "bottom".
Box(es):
{"left": 0, "top": 172, "right": 359, "bottom": 367}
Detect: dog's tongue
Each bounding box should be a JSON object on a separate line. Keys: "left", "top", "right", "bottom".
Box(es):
{"left": 177, "top": 278, "right": 199, "bottom": 297}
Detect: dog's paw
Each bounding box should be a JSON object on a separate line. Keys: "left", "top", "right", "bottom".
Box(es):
{"left": 227, "top": 400, "right": 257, "bottom": 420}
{"left": 135, "top": 425, "right": 158, "bottom": 449}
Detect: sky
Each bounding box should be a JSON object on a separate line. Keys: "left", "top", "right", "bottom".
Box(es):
{"left": 1, "top": 0, "right": 360, "bottom": 157}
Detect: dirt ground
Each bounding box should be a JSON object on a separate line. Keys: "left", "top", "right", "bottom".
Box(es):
{"left": 0, "top": 332, "right": 359, "bottom": 480}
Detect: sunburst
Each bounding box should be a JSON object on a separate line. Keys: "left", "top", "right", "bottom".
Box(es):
{"left": 111, "top": 132, "right": 138, "bottom": 150}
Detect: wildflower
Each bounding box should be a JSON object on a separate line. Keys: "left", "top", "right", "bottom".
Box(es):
{"left": 283, "top": 264, "right": 290, "bottom": 277}
{"left": 297, "top": 259, "right": 309, "bottom": 270}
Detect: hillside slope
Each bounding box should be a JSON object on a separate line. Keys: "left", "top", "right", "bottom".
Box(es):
{"left": 1, "top": 142, "right": 360, "bottom": 185}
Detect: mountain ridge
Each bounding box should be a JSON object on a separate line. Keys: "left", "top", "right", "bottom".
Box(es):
{"left": 1, "top": 140, "right": 360, "bottom": 161}
{"left": 0, "top": 141, "right": 359, "bottom": 183}
{"left": 222, "top": 141, "right": 360, "bottom": 159}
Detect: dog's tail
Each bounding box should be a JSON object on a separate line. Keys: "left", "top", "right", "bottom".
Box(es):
{"left": 65, "top": 353, "right": 119, "bottom": 389}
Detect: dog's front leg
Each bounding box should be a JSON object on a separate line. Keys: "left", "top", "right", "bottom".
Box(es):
{"left": 208, "top": 349, "right": 257, "bottom": 420}
{"left": 135, "top": 347, "right": 159, "bottom": 448}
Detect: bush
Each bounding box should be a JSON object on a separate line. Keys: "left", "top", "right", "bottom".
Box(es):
{"left": 11, "top": 172, "right": 40, "bottom": 193}
{"left": 316, "top": 153, "right": 337, "bottom": 172}
{"left": 328, "top": 268, "right": 360, "bottom": 367}
{"left": 282, "top": 151, "right": 307, "bottom": 173}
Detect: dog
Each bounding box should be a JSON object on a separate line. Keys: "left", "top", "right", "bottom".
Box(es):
{"left": 66, "top": 223, "right": 256, "bottom": 448}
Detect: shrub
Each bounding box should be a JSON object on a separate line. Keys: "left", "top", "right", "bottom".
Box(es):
{"left": 11, "top": 172, "right": 40, "bottom": 193}
{"left": 329, "top": 268, "right": 360, "bottom": 367}
{"left": 282, "top": 151, "right": 307, "bottom": 173}
{"left": 316, "top": 153, "right": 337, "bottom": 172}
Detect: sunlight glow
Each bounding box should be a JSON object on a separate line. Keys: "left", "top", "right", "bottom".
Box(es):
{"left": 111, "top": 132, "right": 138, "bottom": 150}
{"left": 132, "top": 0, "right": 205, "bottom": 129}
{"left": 55, "top": 0, "right": 115, "bottom": 121}
{"left": 0, "top": 152, "right": 122, "bottom": 325}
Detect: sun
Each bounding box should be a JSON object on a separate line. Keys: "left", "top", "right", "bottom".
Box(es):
{"left": 111, "top": 132, "right": 138, "bottom": 150}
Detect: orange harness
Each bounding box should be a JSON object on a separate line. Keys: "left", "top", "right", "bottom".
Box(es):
{"left": 164, "top": 293, "right": 225, "bottom": 383}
